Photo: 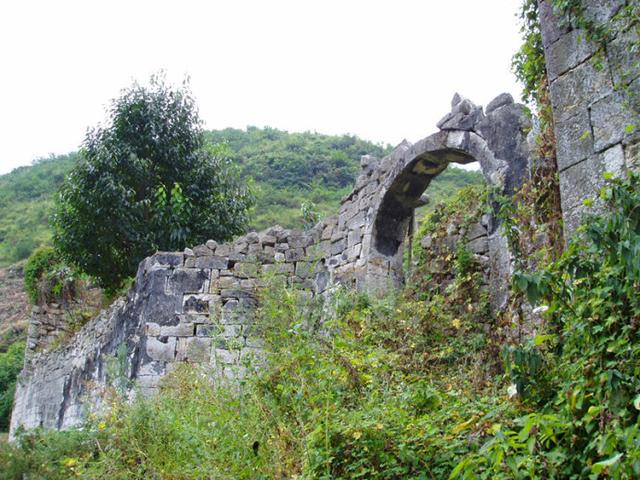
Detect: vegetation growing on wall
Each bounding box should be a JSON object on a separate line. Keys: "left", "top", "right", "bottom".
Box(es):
{"left": 23, "top": 246, "right": 75, "bottom": 305}
{"left": 3, "top": 172, "right": 639, "bottom": 477}
{"left": 510, "top": 0, "right": 564, "bottom": 261}
{"left": 0, "top": 183, "right": 504, "bottom": 478}
{"left": 454, "top": 172, "right": 640, "bottom": 478}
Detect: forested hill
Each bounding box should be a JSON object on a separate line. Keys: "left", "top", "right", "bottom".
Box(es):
{"left": 206, "top": 127, "right": 388, "bottom": 190}
{"left": 0, "top": 127, "right": 483, "bottom": 267}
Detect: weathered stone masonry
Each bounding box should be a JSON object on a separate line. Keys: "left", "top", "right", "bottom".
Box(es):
{"left": 14, "top": 0, "right": 639, "bottom": 434}
{"left": 10, "top": 93, "right": 533, "bottom": 435}
{"left": 539, "top": 0, "right": 640, "bottom": 236}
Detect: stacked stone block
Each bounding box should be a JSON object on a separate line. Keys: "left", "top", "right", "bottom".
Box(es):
{"left": 539, "top": 0, "right": 640, "bottom": 235}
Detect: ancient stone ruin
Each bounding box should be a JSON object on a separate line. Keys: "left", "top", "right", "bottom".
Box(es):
{"left": 10, "top": 0, "right": 640, "bottom": 437}
{"left": 10, "top": 92, "right": 532, "bottom": 434}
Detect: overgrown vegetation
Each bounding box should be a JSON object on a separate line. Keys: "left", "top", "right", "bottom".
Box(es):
{"left": 455, "top": 172, "right": 640, "bottom": 478}
{"left": 4, "top": 164, "right": 640, "bottom": 480}
{"left": 510, "top": 0, "right": 564, "bottom": 260}
{"left": 23, "top": 246, "right": 75, "bottom": 305}
{"left": 0, "top": 182, "right": 502, "bottom": 478}
{"left": 0, "top": 341, "right": 24, "bottom": 432}
{"left": 2, "top": 160, "right": 640, "bottom": 477}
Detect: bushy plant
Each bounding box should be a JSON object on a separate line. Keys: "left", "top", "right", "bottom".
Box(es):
{"left": 0, "top": 341, "right": 24, "bottom": 431}
{"left": 454, "top": 172, "right": 640, "bottom": 478}
{"left": 0, "top": 428, "right": 98, "bottom": 480}
{"left": 23, "top": 246, "right": 75, "bottom": 305}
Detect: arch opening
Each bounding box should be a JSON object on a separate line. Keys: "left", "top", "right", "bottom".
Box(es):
{"left": 372, "top": 148, "right": 478, "bottom": 261}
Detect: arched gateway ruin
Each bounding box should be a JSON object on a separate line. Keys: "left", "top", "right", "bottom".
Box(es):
{"left": 9, "top": 93, "right": 533, "bottom": 434}
{"left": 11, "top": 0, "right": 640, "bottom": 437}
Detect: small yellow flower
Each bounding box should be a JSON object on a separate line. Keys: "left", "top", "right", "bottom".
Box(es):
{"left": 452, "top": 318, "right": 462, "bottom": 329}
{"left": 374, "top": 423, "right": 384, "bottom": 431}
{"left": 62, "top": 457, "right": 78, "bottom": 468}
{"left": 98, "top": 421, "right": 107, "bottom": 431}
{"left": 352, "top": 430, "right": 363, "bottom": 440}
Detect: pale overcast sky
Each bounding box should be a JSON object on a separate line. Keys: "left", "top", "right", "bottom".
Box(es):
{"left": 0, "top": 0, "right": 523, "bottom": 175}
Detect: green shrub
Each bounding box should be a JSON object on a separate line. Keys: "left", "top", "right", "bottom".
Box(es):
{"left": 0, "top": 341, "right": 24, "bottom": 432}
{"left": 454, "top": 172, "right": 640, "bottom": 478}
{"left": 23, "top": 246, "right": 75, "bottom": 305}
{"left": 0, "top": 428, "right": 97, "bottom": 480}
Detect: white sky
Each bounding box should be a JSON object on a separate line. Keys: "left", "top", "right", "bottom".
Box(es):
{"left": 0, "top": 0, "right": 523, "bottom": 175}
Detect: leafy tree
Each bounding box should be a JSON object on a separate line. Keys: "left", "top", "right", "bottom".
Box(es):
{"left": 52, "top": 75, "right": 252, "bottom": 291}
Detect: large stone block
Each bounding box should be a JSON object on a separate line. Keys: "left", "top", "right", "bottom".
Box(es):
{"left": 183, "top": 294, "right": 220, "bottom": 314}
{"left": 467, "top": 237, "right": 489, "bottom": 255}
{"left": 590, "top": 92, "right": 629, "bottom": 152}
{"left": 546, "top": 29, "right": 596, "bottom": 82}
{"left": 288, "top": 234, "right": 313, "bottom": 249}
{"left": 166, "top": 268, "right": 209, "bottom": 294}
{"left": 195, "top": 256, "right": 228, "bottom": 270}
{"left": 152, "top": 252, "right": 184, "bottom": 268}
{"left": 285, "top": 248, "right": 305, "bottom": 262}
{"left": 466, "top": 222, "right": 487, "bottom": 241}
{"left": 146, "top": 336, "right": 177, "bottom": 362}
{"left": 580, "top": 0, "right": 624, "bottom": 25}
{"left": 234, "top": 262, "right": 260, "bottom": 278}
{"left": 295, "top": 261, "right": 316, "bottom": 278}
{"left": 262, "top": 262, "right": 294, "bottom": 275}
{"left": 559, "top": 153, "right": 606, "bottom": 236}
{"left": 607, "top": 26, "right": 640, "bottom": 87}
{"left": 549, "top": 59, "right": 613, "bottom": 123}
{"left": 347, "top": 210, "right": 366, "bottom": 230}
{"left": 331, "top": 238, "right": 347, "bottom": 255}
{"left": 538, "top": 0, "right": 570, "bottom": 49}
{"left": 176, "top": 337, "right": 212, "bottom": 363}
{"left": 347, "top": 227, "right": 362, "bottom": 247}
{"left": 192, "top": 244, "right": 212, "bottom": 257}
{"left": 555, "top": 110, "right": 594, "bottom": 170}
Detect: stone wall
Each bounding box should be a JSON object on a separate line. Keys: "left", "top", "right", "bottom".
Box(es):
{"left": 10, "top": 93, "right": 532, "bottom": 436}
{"left": 418, "top": 217, "right": 492, "bottom": 283}
{"left": 540, "top": 0, "right": 640, "bottom": 236}
{"left": 10, "top": 227, "right": 332, "bottom": 434}
{"left": 11, "top": 0, "right": 640, "bottom": 438}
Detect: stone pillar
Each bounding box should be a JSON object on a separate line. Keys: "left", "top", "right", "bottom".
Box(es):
{"left": 539, "top": 0, "right": 640, "bottom": 236}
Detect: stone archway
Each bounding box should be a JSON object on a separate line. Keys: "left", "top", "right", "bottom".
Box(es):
{"left": 330, "top": 93, "right": 532, "bottom": 302}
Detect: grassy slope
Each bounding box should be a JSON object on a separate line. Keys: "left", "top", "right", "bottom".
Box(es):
{"left": 0, "top": 154, "right": 77, "bottom": 266}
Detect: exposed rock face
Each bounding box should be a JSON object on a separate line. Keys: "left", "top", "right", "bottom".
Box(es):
{"left": 539, "top": 0, "right": 640, "bottom": 236}
{"left": 10, "top": 93, "right": 532, "bottom": 436}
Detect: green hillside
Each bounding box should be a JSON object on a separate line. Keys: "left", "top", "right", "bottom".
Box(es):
{"left": 0, "top": 154, "right": 78, "bottom": 266}
{"left": 0, "top": 128, "right": 483, "bottom": 267}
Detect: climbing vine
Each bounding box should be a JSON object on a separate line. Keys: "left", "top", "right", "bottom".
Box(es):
{"left": 503, "top": 0, "right": 564, "bottom": 325}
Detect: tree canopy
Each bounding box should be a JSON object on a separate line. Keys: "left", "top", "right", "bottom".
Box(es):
{"left": 52, "top": 76, "right": 252, "bottom": 291}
